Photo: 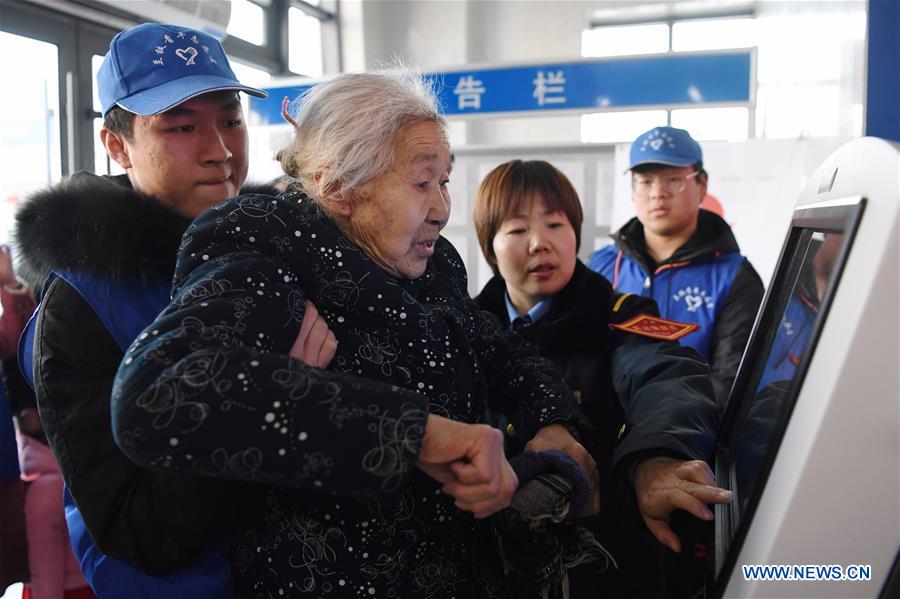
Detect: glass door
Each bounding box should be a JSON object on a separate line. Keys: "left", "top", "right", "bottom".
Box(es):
{"left": 0, "top": 31, "right": 61, "bottom": 242}
{"left": 0, "top": 1, "right": 117, "bottom": 242}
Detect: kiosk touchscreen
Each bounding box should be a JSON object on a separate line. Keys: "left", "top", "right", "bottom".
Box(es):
{"left": 710, "top": 137, "right": 899, "bottom": 598}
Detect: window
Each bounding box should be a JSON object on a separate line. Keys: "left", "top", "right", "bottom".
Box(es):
{"left": 756, "top": 84, "right": 841, "bottom": 139}
{"left": 754, "top": 11, "right": 865, "bottom": 139}
{"left": 672, "top": 17, "right": 756, "bottom": 51}
{"left": 231, "top": 60, "right": 272, "bottom": 131}
{"left": 228, "top": 0, "right": 266, "bottom": 46}
{"left": 671, "top": 107, "right": 749, "bottom": 141}
{"left": 289, "top": 6, "right": 324, "bottom": 77}
{"left": 91, "top": 54, "right": 124, "bottom": 177}
{"left": 581, "top": 23, "right": 669, "bottom": 57}
{"left": 580, "top": 4, "right": 866, "bottom": 142}
{"left": 0, "top": 32, "right": 60, "bottom": 240}
{"left": 91, "top": 54, "right": 104, "bottom": 115}
{"left": 757, "top": 84, "right": 841, "bottom": 138}
{"left": 219, "top": 0, "right": 335, "bottom": 84}
{"left": 230, "top": 60, "right": 273, "bottom": 88}
{"left": 229, "top": 60, "right": 278, "bottom": 182}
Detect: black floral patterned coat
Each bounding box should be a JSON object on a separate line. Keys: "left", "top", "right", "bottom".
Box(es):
{"left": 112, "top": 188, "right": 586, "bottom": 598}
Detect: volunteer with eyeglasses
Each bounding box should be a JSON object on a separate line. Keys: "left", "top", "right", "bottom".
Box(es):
{"left": 589, "top": 126, "right": 764, "bottom": 410}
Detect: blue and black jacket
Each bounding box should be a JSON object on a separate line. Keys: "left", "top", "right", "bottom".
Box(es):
{"left": 15, "top": 172, "right": 274, "bottom": 596}
{"left": 589, "top": 210, "right": 764, "bottom": 407}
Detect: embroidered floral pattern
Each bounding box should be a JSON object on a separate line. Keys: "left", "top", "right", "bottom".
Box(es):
{"left": 113, "top": 189, "right": 579, "bottom": 597}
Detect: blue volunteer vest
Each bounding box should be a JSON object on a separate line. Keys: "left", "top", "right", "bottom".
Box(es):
{"left": 589, "top": 245, "right": 744, "bottom": 359}
{"left": 18, "top": 269, "right": 234, "bottom": 599}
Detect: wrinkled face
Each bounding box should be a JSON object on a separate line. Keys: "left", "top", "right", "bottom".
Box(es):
{"left": 631, "top": 164, "right": 705, "bottom": 238}
{"left": 121, "top": 92, "right": 249, "bottom": 217}
{"left": 491, "top": 193, "right": 577, "bottom": 314}
{"left": 351, "top": 121, "right": 452, "bottom": 279}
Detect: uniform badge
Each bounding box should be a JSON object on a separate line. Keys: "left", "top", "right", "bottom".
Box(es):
{"left": 609, "top": 313, "right": 699, "bottom": 341}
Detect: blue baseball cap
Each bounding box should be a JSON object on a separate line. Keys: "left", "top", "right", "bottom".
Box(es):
{"left": 97, "top": 23, "right": 267, "bottom": 117}
{"left": 628, "top": 126, "right": 703, "bottom": 170}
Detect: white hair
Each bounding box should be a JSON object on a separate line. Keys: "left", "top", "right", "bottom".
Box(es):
{"left": 279, "top": 70, "right": 446, "bottom": 204}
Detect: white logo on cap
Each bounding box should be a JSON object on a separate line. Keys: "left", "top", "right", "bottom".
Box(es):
{"left": 640, "top": 128, "right": 678, "bottom": 152}
{"left": 176, "top": 47, "right": 199, "bottom": 65}
{"left": 152, "top": 35, "right": 172, "bottom": 66}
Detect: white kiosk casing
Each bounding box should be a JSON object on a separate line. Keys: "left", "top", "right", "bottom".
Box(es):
{"left": 714, "top": 137, "right": 899, "bottom": 598}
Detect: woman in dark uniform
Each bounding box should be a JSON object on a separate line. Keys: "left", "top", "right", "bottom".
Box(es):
{"left": 473, "top": 159, "right": 732, "bottom": 597}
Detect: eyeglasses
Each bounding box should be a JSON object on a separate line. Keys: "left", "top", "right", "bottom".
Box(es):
{"left": 631, "top": 171, "right": 701, "bottom": 196}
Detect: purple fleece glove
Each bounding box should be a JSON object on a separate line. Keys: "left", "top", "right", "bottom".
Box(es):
{"left": 509, "top": 449, "right": 591, "bottom": 518}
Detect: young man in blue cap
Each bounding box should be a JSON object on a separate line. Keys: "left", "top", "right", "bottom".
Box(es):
{"left": 14, "top": 23, "right": 334, "bottom": 597}
{"left": 589, "top": 126, "right": 763, "bottom": 597}
{"left": 589, "top": 126, "right": 763, "bottom": 409}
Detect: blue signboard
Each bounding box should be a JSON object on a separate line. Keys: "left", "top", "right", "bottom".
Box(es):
{"left": 251, "top": 50, "right": 753, "bottom": 126}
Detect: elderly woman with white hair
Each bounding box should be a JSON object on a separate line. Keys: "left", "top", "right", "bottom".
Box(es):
{"left": 111, "top": 71, "right": 594, "bottom": 597}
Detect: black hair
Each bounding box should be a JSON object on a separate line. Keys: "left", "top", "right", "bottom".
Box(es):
{"left": 632, "top": 161, "right": 708, "bottom": 181}
{"left": 102, "top": 106, "right": 136, "bottom": 141}
{"left": 694, "top": 161, "right": 707, "bottom": 180}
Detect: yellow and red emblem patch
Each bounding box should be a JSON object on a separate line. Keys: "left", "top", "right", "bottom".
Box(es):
{"left": 609, "top": 313, "right": 699, "bottom": 342}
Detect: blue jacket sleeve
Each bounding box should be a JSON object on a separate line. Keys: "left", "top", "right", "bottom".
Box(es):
{"left": 606, "top": 294, "right": 719, "bottom": 515}
{"left": 608, "top": 293, "right": 719, "bottom": 469}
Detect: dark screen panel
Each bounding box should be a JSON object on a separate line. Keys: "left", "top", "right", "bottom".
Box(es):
{"left": 710, "top": 196, "right": 865, "bottom": 597}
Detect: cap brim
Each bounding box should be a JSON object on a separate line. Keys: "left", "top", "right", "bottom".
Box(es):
{"left": 115, "top": 74, "right": 268, "bottom": 116}
{"left": 626, "top": 156, "right": 697, "bottom": 173}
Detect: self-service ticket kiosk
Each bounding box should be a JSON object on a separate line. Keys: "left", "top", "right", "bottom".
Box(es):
{"left": 709, "top": 137, "right": 900, "bottom": 598}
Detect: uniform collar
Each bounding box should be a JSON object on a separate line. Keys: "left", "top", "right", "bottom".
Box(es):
{"left": 504, "top": 293, "right": 553, "bottom": 329}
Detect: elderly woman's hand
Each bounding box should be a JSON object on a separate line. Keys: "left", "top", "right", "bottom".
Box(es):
{"left": 417, "top": 414, "right": 518, "bottom": 518}
{"left": 525, "top": 423, "right": 601, "bottom": 516}
{"left": 633, "top": 456, "right": 733, "bottom": 553}
{"left": 289, "top": 301, "right": 337, "bottom": 368}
